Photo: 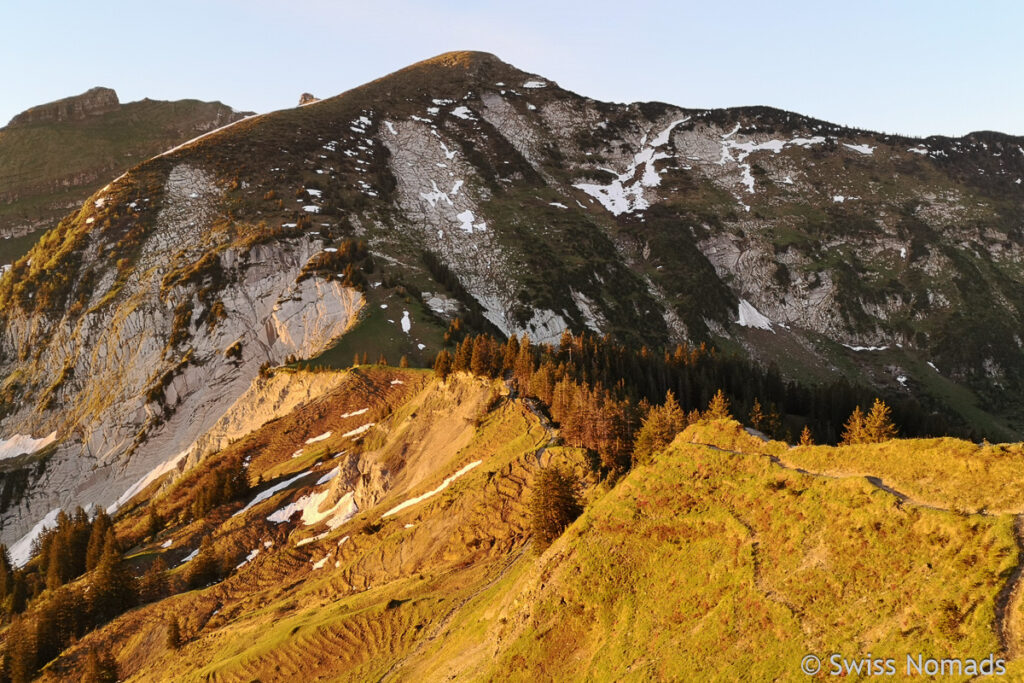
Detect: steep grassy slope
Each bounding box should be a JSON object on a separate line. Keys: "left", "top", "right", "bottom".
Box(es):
{"left": 448, "top": 424, "right": 1020, "bottom": 680}
{"left": 14, "top": 371, "right": 1024, "bottom": 681}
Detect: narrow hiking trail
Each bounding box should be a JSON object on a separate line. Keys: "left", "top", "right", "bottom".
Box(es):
{"left": 693, "top": 440, "right": 1024, "bottom": 662}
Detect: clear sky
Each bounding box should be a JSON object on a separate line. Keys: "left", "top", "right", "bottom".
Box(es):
{"left": 2, "top": 0, "right": 1022, "bottom": 137}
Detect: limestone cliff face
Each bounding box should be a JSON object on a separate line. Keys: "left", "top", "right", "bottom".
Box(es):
{"left": 0, "top": 160, "right": 364, "bottom": 545}
{"left": 6, "top": 87, "right": 120, "bottom": 127}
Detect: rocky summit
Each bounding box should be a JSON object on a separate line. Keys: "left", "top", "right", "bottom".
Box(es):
{"left": 1, "top": 51, "right": 1024, "bottom": 681}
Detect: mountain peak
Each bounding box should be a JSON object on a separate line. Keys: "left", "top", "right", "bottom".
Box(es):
{"left": 6, "top": 86, "right": 120, "bottom": 128}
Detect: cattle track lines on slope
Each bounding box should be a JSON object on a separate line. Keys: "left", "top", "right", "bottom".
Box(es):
{"left": 376, "top": 540, "right": 532, "bottom": 682}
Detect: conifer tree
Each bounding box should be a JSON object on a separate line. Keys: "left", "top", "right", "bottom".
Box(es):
{"left": 453, "top": 337, "right": 472, "bottom": 372}
{"left": 799, "top": 425, "right": 815, "bottom": 446}
{"left": 85, "top": 508, "right": 112, "bottom": 572}
{"left": 470, "top": 335, "right": 492, "bottom": 377}
{"left": 166, "top": 616, "right": 182, "bottom": 650}
{"left": 81, "top": 647, "right": 118, "bottom": 683}
{"left": 513, "top": 335, "right": 534, "bottom": 391}
{"left": 502, "top": 335, "right": 520, "bottom": 374}
{"left": 864, "top": 398, "right": 898, "bottom": 443}
{"left": 89, "top": 529, "right": 135, "bottom": 623}
{"left": 840, "top": 406, "right": 867, "bottom": 445}
{"left": 705, "top": 389, "right": 732, "bottom": 420}
{"left": 748, "top": 398, "right": 766, "bottom": 432}
{"left": 633, "top": 391, "right": 687, "bottom": 465}
{"left": 0, "top": 544, "right": 13, "bottom": 604}
{"left": 9, "top": 571, "right": 27, "bottom": 615}
{"left": 399, "top": 355, "right": 409, "bottom": 368}
{"left": 433, "top": 349, "right": 453, "bottom": 380}
{"left": 3, "top": 615, "right": 37, "bottom": 683}
{"left": 185, "top": 536, "right": 220, "bottom": 589}
{"left": 146, "top": 507, "right": 163, "bottom": 540}
{"left": 529, "top": 466, "right": 582, "bottom": 550}
{"left": 139, "top": 557, "right": 169, "bottom": 603}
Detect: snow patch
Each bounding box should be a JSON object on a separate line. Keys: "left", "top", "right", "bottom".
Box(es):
{"left": 234, "top": 470, "right": 310, "bottom": 518}
{"left": 110, "top": 447, "right": 189, "bottom": 513}
{"left": 842, "top": 343, "right": 889, "bottom": 352}
{"left": 342, "top": 423, "right": 375, "bottom": 439}
{"left": 456, "top": 210, "right": 487, "bottom": 233}
{"left": 305, "top": 431, "right": 332, "bottom": 445}
{"left": 9, "top": 508, "right": 60, "bottom": 567}
{"left": 736, "top": 299, "right": 774, "bottom": 333}
{"left": 382, "top": 460, "right": 482, "bottom": 518}
{"left": 401, "top": 310, "right": 411, "bottom": 334}
{"left": 340, "top": 408, "right": 368, "bottom": 418}
{"left": 522, "top": 80, "right": 547, "bottom": 88}
{"left": 316, "top": 467, "right": 340, "bottom": 485}
{"left": 0, "top": 432, "right": 57, "bottom": 462}
{"left": 236, "top": 548, "right": 260, "bottom": 569}
{"left": 843, "top": 143, "right": 875, "bottom": 155}
{"left": 451, "top": 106, "right": 475, "bottom": 120}
{"left": 178, "top": 548, "right": 199, "bottom": 566}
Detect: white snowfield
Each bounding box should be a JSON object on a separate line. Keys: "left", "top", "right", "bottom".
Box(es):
{"left": 574, "top": 118, "right": 689, "bottom": 216}
{"left": 736, "top": 299, "right": 774, "bottom": 333}
{"left": 342, "top": 423, "right": 374, "bottom": 439}
{"left": 316, "top": 467, "right": 340, "bottom": 485}
{"left": 268, "top": 488, "right": 358, "bottom": 529}
{"left": 382, "top": 460, "right": 482, "bottom": 518}
{"left": 233, "top": 470, "right": 310, "bottom": 518}
{"left": 9, "top": 508, "right": 60, "bottom": 567}
{"left": 843, "top": 343, "right": 889, "bottom": 352}
{"left": 178, "top": 548, "right": 199, "bottom": 566}
{"left": 0, "top": 432, "right": 57, "bottom": 462}
{"left": 109, "top": 447, "right": 189, "bottom": 514}
{"left": 236, "top": 547, "right": 260, "bottom": 569}
{"left": 843, "top": 143, "right": 875, "bottom": 155}
{"left": 305, "top": 431, "right": 332, "bottom": 445}
{"left": 401, "top": 310, "right": 412, "bottom": 333}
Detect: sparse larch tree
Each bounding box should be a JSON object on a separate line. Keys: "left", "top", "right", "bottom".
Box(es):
{"left": 633, "top": 390, "right": 687, "bottom": 466}
{"left": 432, "top": 349, "right": 453, "bottom": 381}
{"left": 840, "top": 406, "right": 867, "bottom": 445}
{"left": 799, "top": 425, "right": 814, "bottom": 446}
{"left": 864, "top": 398, "right": 898, "bottom": 443}
{"left": 705, "top": 389, "right": 732, "bottom": 420}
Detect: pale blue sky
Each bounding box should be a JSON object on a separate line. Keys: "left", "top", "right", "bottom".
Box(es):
{"left": 2, "top": 0, "right": 1022, "bottom": 137}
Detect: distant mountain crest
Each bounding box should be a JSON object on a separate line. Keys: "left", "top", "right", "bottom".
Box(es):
{"left": 7, "top": 86, "right": 120, "bottom": 127}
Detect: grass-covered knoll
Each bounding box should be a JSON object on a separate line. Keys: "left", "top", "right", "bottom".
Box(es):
{"left": 463, "top": 427, "right": 1016, "bottom": 681}
{"left": 780, "top": 435, "right": 1024, "bottom": 514}
{"left": 681, "top": 418, "right": 1024, "bottom": 513}
{"left": 0, "top": 95, "right": 244, "bottom": 235}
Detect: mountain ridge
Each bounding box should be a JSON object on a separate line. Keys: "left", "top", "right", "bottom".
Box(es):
{"left": 1, "top": 49, "right": 1023, "bottom": 549}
